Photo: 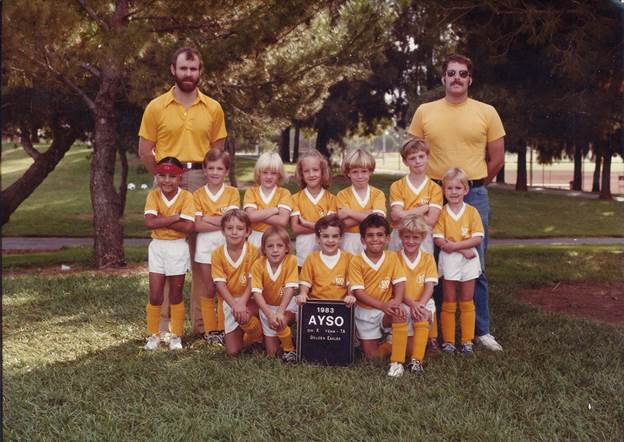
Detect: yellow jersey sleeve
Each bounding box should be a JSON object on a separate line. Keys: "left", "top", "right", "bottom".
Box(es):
{"left": 336, "top": 188, "right": 350, "bottom": 210}
{"left": 276, "top": 188, "right": 293, "bottom": 212}
{"left": 284, "top": 255, "right": 299, "bottom": 288}
{"left": 469, "top": 206, "right": 485, "bottom": 237}
{"left": 430, "top": 181, "right": 443, "bottom": 209}
{"left": 432, "top": 210, "right": 446, "bottom": 239}
{"left": 250, "top": 258, "right": 265, "bottom": 293}
{"left": 144, "top": 190, "right": 160, "bottom": 216}
{"left": 371, "top": 186, "right": 387, "bottom": 215}
{"left": 179, "top": 191, "right": 196, "bottom": 221}
{"left": 299, "top": 254, "right": 315, "bottom": 288}
{"left": 242, "top": 187, "right": 258, "bottom": 210}
{"left": 347, "top": 256, "right": 365, "bottom": 291}
{"left": 389, "top": 252, "right": 407, "bottom": 285}
{"left": 389, "top": 180, "right": 403, "bottom": 207}
{"left": 211, "top": 246, "right": 227, "bottom": 283}
{"left": 424, "top": 252, "right": 438, "bottom": 284}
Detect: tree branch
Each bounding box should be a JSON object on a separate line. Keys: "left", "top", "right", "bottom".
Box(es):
{"left": 76, "top": 0, "right": 110, "bottom": 31}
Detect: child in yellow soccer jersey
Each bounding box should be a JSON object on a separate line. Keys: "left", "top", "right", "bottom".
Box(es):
{"left": 347, "top": 214, "right": 409, "bottom": 378}
{"left": 193, "top": 149, "right": 240, "bottom": 345}
{"left": 389, "top": 138, "right": 442, "bottom": 254}
{"left": 251, "top": 226, "right": 299, "bottom": 362}
{"left": 433, "top": 168, "right": 484, "bottom": 355}
{"left": 243, "top": 152, "right": 293, "bottom": 249}
{"left": 336, "top": 149, "right": 386, "bottom": 256}
{"left": 396, "top": 215, "right": 438, "bottom": 373}
{"left": 290, "top": 150, "right": 338, "bottom": 267}
{"left": 144, "top": 157, "right": 196, "bottom": 351}
{"left": 211, "top": 209, "right": 264, "bottom": 356}
{"left": 296, "top": 214, "right": 355, "bottom": 305}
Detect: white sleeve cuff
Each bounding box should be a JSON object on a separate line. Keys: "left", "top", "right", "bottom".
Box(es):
{"left": 243, "top": 203, "right": 257, "bottom": 209}
{"left": 277, "top": 204, "right": 292, "bottom": 212}
{"left": 390, "top": 201, "right": 404, "bottom": 207}
{"left": 432, "top": 233, "right": 444, "bottom": 239}
{"left": 180, "top": 214, "right": 195, "bottom": 221}
{"left": 299, "top": 281, "right": 312, "bottom": 288}
{"left": 213, "top": 277, "right": 226, "bottom": 283}
{"left": 251, "top": 287, "right": 262, "bottom": 293}
{"left": 144, "top": 210, "right": 158, "bottom": 216}
{"left": 472, "top": 232, "right": 485, "bottom": 237}
{"left": 285, "top": 282, "right": 298, "bottom": 289}
{"left": 429, "top": 203, "right": 442, "bottom": 210}
{"left": 392, "top": 277, "right": 406, "bottom": 285}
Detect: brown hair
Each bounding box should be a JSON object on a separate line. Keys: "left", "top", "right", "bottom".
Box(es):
{"left": 220, "top": 209, "right": 251, "bottom": 231}
{"left": 442, "top": 54, "right": 473, "bottom": 76}
{"left": 341, "top": 148, "right": 375, "bottom": 175}
{"left": 260, "top": 226, "right": 291, "bottom": 256}
{"left": 171, "top": 47, "right": 203, "bottom": 70}
{"left": 359, "top": 213, "right": 390, "bottom": 239}
{"left": 400, "top": 138, "right": 429, "bottom": 160}
{"left": 314, "top": 214, "right": 344, "bottom": 237}
{"left": 203, "top": 149, "right": 231, "bottom": 170}
{"left": 294, "top": 150, "right": 331, "bottom": 189}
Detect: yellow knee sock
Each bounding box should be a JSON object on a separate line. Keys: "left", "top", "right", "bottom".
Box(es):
{"left": 429, "top": 314, "right": 439, "bottom": 339}
{"left": 241, "top": 316, "right": 263, "bottom": 346}
{"left": 411, "top": 321, "right": 430, "bottom": 362}
{"left": 276, "top": 327, "right": 294, "bottom": 352}
{"left": 390, "top": 322, "right": 408, "bottom": 364}
{"left": 460, "top": 300, "right": 476, "bottom": 344}
{"left": 217, "top": 296, "right": 225, "bottom": 331}
{"left": 441, "top": 302, "right": 457, "bottom": 344}
{"left": 170, "top": 302, "right": 185, "bottom": 337}
{"left": 200, "top": 297, "right": 217, "bottom": 333}
{"left": 146, "top": 304, "right": 161, "bottom": 336}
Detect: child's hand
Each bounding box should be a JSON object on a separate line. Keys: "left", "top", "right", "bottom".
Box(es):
{"left": 232, "top": 299, "right": 247, "bottom": 323}
{"left": 268, "top": 312, "right": 280, "bottom": 330}
{"left": 460, "top": 248, "right": 477, "bottom": 259}
{"left": 274, "top": 311, "right": 286, "bottom": 329}
{"left": 385, "top": 299, "right": 406, "bottom": 320}
{"left": 296, "top": 293, "right": 307, "bottom": 305}
{"left": 440, "top": 240, "right": 456, "bottom": 253}
{"left": 344, "top": 295, "right": 356, "bottom": 307}
{"left": 411, "top": 303, "right": 428, "bottom": 322}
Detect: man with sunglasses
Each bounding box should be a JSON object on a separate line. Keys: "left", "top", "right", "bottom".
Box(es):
{"left": 407, "top": 53, "right": 505, "bottom": 352}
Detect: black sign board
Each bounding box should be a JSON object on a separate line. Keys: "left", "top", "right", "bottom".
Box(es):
{"left": 297, "top": 300, "right": 354, "bottom": 366}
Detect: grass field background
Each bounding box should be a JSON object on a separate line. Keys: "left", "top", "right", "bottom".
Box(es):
{"left": 3, "top": 245, "right": 623, "bottom": 440}
{"left": 2, "top": 143, "right": 623, "bottom": 238}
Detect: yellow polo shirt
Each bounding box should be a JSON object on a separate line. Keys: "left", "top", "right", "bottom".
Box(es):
{"left": 347, "top": 251, "right": 406, "bottom": 309}
{"left": 139, "top": 87, "right": 227, "bottom": 162}
{"left": 408, "top": 98, "right": 505, "bottom": 180}
{"left": 211, "top": 242, "right": 261, "bottom": 297}
{"left": 144, "top": 188, "right": 196, "bottom": 240}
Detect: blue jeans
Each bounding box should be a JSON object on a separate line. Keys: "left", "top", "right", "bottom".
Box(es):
{"left": 433, "top": 185, "right": 491, "bottom": 337}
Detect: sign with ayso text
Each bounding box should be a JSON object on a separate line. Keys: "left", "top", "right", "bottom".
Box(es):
{"left": 297, "top": 300, "right": 354, "bottom": 366}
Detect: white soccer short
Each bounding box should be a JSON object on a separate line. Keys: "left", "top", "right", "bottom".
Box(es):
{"left": 388, "top": 230, "right": 434, "bottom": 255}
{"left": 248, "top": 230, "right": 264, "bottom": 249}
{"left": 340, "top": 232, "right": 363, "bottom": 256}
{"left": 354, "top": 305, "right": 387, "bottom": 340}
{"left": 295, "top": 233, "right": 319, "bottom": 267}
{"left": 258, "top": 298, "right": 298, "bottom": 337}
{"left": 148, "top": 238, "right": 190, "bottom": 276}
{"left": 194, "top": 231, "right": 226, "bottom": 264}
{"left": 438, "top": 250, "right": 481, "bottom": 281}
{"left": 222, "top": 299, "right": 259, "bottom": 334}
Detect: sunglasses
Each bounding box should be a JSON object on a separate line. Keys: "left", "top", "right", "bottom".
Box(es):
{"left": 446, "top": 69, "right": 470, "bottom": 78}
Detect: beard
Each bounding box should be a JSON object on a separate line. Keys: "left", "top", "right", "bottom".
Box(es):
{"left": 174, "top": 74, "right": 199, "bottom": 93}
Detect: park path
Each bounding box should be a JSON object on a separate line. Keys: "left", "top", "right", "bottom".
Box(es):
{"left": 2, "top": 235, "right": 624, "bottom": 253}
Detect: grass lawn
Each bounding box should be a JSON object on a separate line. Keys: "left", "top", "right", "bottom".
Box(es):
{"left": 2, "top": 143, "right": 623, "bottom": 238}
{"left": 3, "top": 245, "right": 623, "bottom": 440}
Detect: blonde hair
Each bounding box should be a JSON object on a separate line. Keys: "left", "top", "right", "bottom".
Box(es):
{"left": 400, "top": 138, "right": 429, "bottom": 160}
{"left": 397, "top": 214, "right": 430, "bottom": 237}
{"left": 220, "top": 208, "right": 251, "bottom": 231}
{"left": 341, "top": 148, "right": 375, "bottom": 175}
{"left": 254, "top": 152, "right": 286, "bottom": 185}
{"left": 260, "top": 226, "right": 291, "bottom": 256}
{"left": 294, "top": 150, "right": 331, "bottom": 189}
{"left": 442, "top": 167, "right": 469, "bottom": 189}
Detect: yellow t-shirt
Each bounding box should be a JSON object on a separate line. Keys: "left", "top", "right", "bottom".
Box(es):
{"left": 193, "top": 184, "right": 240, "bottom": 217}
{"left": 389, "top": 176, "right": 443, "bottom": 227}
{"left": 432, "top": 203, "right": 484, "bottom": 242}
{"left": 138, "top": 88, "right": 227, "bottom": 162}
{"left": 211, "top": 242, "right": 261, "bottom": 297}
{"left": 336, "top": 185, "right": 387, "bottom": 234}
{"left": 243, "top": 186, "right": 293, "bottom": 232}
{"left": 251, "top": 254, "right": 299, "bottom": 306}
{"left": 299, "top": 250, "right": 351, "bottom": 300}
{"left": 291, "top": 188, "right": 337, "bottom": 223}
{"left": 397, "top": 250, "right": 438, "bottom": 302}
{"left": 144, "top": 188, "right": 196, "bottom": 240}
{"left": 408, "top": 98, "right": 505, "bottom": 180}
{"left": 347, "top": 251, "right": 406, "bottom": 308}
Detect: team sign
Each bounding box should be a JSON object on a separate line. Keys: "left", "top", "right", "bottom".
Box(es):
{"left": 297, "top": 300, "right": 354, "bottom": 366}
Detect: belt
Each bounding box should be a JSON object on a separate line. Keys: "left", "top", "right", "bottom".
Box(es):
{"left": 182, "top": 162, "right": 203, "bottom": 170}
{"left": 433, "top": 178, "right": 485, "bottom": 188}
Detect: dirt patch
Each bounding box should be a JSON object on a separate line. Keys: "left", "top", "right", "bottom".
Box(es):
{"left": 519, "top": 282, "right": 624, "bottom": 325}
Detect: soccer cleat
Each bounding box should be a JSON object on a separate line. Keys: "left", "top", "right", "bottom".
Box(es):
{"left": 169, "top": 335, "right": 183, "bottom": 350}
{"left": 441, "top": 343, "right": 456, "bottom": 354}
{"left": 387, "top": 362, "right": 405, "bottom": 378}
{"left": 475, "top": 334, "right": 503, "bottom": 351}
{"left": 159, "top": 331, "right": 172, "bottom": 345}
{"left": 460, "top": 342, "right": 474, "bottom": 355}
{"left": 426, "top": 338, "right": 441, "bottom": 354}
{"left": 281, "top": 350, "right": 297, "bottom": 363}
{"left": 407, "top": 358, "right": 424, "bottom": 374}
{"left": 144, "top": 334, "right": 161, "bottom": 350}
{"left": 204, "top": 331, "right": 225, "bottom": 346}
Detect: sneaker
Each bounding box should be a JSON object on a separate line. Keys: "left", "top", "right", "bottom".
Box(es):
{"left": 144, "top": 334, "right": 161, "bottom": 350}
{"left": 427, "top": 339, "right": 441, "bottom": 354}
{"left": 159, "top": 331, "right": 172, "bottom": 345}
{"left": 169, "top": 335, "right": 183, "bottom": 351}
{"left": 475, "top": 334, "right": 503, "bottom": 351}
{"left": 441, "top": 343, "right": 456, "bottom": 354}
{"left": 281, "top": 350, "right": 297, "bottom": 363}
{"left": 460, "top": 342, "right": 474, "bottom": 355}
{"left": 204, "top": 331, "right": 225, "bottom": 346}
{"left": 406, "top": 358, "right": 424, "bottom": 374}
{"left": 387, "top": 362, "right": 405, "bottom": 378}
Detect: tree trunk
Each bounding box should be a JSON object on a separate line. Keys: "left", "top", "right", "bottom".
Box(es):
{"left": 226, "top": 137, "right": 237, "bottom": 187}
{"left": 118, "top": 144, "right": 128, "bottom": 217}
{"left": 496, "top": 166, "right": 505, "bottom": 184}
{"left": 91, "top": 66, "right": 126, "bottom": 268}
{"left": 19, "top": 126, "right": 41, "bottom": 160}
{"left": 1, "top": 122, "right": 78, "bottom": 225}
{"left": 592, "top": 143, "right": 602, "bottom": 193}
{"left": 599, "top": 144, "right": 612, "bottom": 200}
{"left": 292, "top": 124, "right": 301, "bottom": 162}
{"left": 515, "top": 144, "right": 528, "bottom": 191}
{"left": 279, "top": 127, "right": 291, "bottom": 163}
{"left": 571, "top": 144, "right": 583, "bottom": 191}
{"left": 315, "top": 124, "right": 332, "bottom": 159}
